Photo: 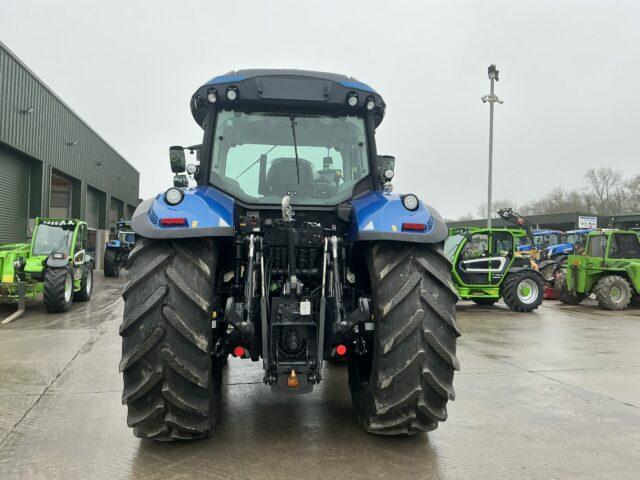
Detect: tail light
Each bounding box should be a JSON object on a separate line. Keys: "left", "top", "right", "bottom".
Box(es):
{"left": 159, "top": 218, "right": 188, "bottom": 227}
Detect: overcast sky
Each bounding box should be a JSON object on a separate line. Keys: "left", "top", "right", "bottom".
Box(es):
{"left": 1, "top": 0, "right": 639, "bottom": 219}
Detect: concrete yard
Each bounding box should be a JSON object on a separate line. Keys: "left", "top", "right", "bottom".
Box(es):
{"left": 0, "top": 273, "right": 639, "bottom": 480}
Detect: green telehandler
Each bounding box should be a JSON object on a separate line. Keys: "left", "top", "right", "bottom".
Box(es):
{"left": 554, "top": 229, "right": 640, "bottom": 310}
{"left": 445, "top": 227, "right": 547, "bottom": 312}
{"left": 0, "top": 217, "right": 94, "bottom": 323}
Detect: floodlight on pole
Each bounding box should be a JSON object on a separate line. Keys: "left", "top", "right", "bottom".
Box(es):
{"left": 482, "top": 64, "right": 503, "bottom": 228}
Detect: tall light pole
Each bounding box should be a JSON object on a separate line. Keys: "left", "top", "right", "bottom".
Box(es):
{"left": 482, "top": 64, "right": 503, "bottom": 228}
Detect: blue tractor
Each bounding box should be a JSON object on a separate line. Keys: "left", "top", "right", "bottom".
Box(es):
{"left": 104, "top": 220, "right": 135, "bottom": 277}
{"left": 536, "top": 228, "right": 595, "bottom": 264}
{"left": 120, "top": 70, "right": 459, "bottom": 440}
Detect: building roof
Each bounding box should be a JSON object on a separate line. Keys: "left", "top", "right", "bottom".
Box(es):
{"left": 0, "top": 41, "right": 138, "bottom": 176}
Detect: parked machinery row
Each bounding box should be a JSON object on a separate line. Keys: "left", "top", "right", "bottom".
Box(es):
{"left": 446, "top": 209, "right": 640, "bottom": 312}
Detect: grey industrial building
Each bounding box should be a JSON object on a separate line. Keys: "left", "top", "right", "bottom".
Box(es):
{"left": 0, "top": 42, "right": 139, "bottom": 267}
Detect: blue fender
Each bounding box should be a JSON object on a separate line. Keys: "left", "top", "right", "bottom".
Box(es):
{"left": 349, "top": 191, "right": 447, "bottom": 243}
{"left": 131, "top": 186, "right": 235, "bottom": 239}
{"left": 547, "top": 243, "right": 573, "bottom": 257}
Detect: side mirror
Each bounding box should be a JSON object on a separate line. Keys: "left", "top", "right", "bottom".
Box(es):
{"left": 173, "top": 174, "right": 189, "bottom": 188}
{"left": 376, "top": 155, "right": 395, "bottom": 190}
{"left": 376, "top": 155, "right": 395, "bottom": 181}
{"left": 169, "top": 146, "right": 186, "bottom": 173}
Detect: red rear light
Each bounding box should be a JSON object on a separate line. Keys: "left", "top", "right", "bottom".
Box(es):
{"left": 335, "top": 344, "right": 347, "bottom": 356}
{"left": 159, "top": 217, "right": 188, "bottom": 227}
{"left": 233, "top": 346, "right": 246, "bottom": 358}
{"left": 402, "top": 222, "right": 426, "bottom": 232}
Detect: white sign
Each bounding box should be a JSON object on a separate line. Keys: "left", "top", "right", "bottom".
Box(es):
{"left": 578, "top": 216, "right": 598, "bottom": 229}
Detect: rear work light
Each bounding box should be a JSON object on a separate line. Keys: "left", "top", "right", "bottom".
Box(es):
{"left": 402, "top": 222, "right": 426, "bottom": 232}
{"left": 159, "top": 217, "right": 188, "bottom": 227}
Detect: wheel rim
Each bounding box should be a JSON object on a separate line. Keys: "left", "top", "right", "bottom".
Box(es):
{"left": 610, "top": 285, "right": 622, "bottom": 301}
{"left": 64, "top": 274, "right": 73, "bottom": 303}
{"left": 86, "top": 270, "right": 92, "bottom": 294}
{"left": 517, "top": 279, "right": 539, "bottom": 304}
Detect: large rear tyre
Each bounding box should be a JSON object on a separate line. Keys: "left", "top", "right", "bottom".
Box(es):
{"left": 553, "top": 270, "right": 587, "bottom": 305}
{"left": 348, "top": 242, "right": 460, "bottom": 436}
{"left": 120, "top": 237, "right": 222, "bottom": 441}
{"left": 502, "top": 270, "right": 544, "bottom": 312}
{"left": 471, "top": 298, "right": 499, "bottom": 306}
{"left": 104, "top": 249, "right": 120, "bottom": 277}
{"left": 43, "top": 266, "right": 74, "bottom": 313}
{"left": 594, "top": 275, "right": 631, "bottom": 311}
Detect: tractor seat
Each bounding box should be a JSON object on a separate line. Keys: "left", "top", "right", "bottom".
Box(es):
{"left": 265, "top": 157, "right": 315, "bottom": 196}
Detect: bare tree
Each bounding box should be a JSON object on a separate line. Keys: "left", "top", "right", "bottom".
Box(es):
{"left": 476, "top": 198, "right": 515, "bottom": 218}
{"left": 521, "top": 187, "right": 588, "bottom": 215}
{"left": 455, "top": 212, "right": 476, "bottom": 222}
{"left": 455, "top": 168, "right": 639, "bottom": 222}
{"left": 623, "top": 174, "right": 640, "bottom": 212}
{"left": 584, "top": 167, "right": 623, "bottom": 214}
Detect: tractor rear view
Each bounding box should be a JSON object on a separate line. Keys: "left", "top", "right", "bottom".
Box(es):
{"left": 555, "top": 230, "right": 640, "bottom": 310}
{"left": 120, "top": 70, "right": 459, "bottom": 440}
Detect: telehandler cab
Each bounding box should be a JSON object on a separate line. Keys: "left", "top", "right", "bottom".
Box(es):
{"left": 445, "top": 227, "right": 546, "bottom": 311}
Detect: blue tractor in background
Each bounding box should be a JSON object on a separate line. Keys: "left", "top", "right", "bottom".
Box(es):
{"left": 104, "top": 220, "right": 135, "bottom": 277}
{"left": 531, "top": 228, "right": 595, "bottom": 263}
{"left": 120, "top": 70, "right": 459, "bottom": 441}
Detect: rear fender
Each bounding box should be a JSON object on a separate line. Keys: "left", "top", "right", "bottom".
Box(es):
{"left": 349, "top": 191, "right": 447, "bottom": 244}
{"left": 46, "top": 256, "right": 70, "bottom": 268}
{"left": 507, "top": 267, "right": 547, "bottom": 282}
{"left": 132, "top": 186, "right": 235, "bottom": 239}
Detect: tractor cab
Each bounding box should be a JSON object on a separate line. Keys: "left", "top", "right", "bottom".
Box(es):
{"left": 584, "top": 229, "right": 640, "bottom": 259}
{"left": 564, "top": 228, "right": 595, "bottom": 255}
{"left": 27, "top": 218, "right": 89, "bottom": 277}
{"left": 532, "top": 229, "right": 564, "bottom": 250}
{"left": 109, "top": 221, "right": 135, "bottom": 246}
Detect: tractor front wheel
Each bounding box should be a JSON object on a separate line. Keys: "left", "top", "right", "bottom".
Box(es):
{"left": 553, "top": 270, "right": 587, "bottom": 305}
{"left": 594, "top": 275, "right": 631, "bottom": 311}
{"left": 502, "top": 270, "right": 544, "bottom": 312}
{"left": 74, "top": 263, "right": 93, "bottom": 302}
{"left": 104, "top": 249, "right": 119, "bottom": 277}
{"left": 43, "top": 266, "right": 74, "bottom": 313}
{"left": 348, "top": 242, "right": 460, "bottom": 435}
{"left": 120, "top": 237, "right": 222, "bottom": 441}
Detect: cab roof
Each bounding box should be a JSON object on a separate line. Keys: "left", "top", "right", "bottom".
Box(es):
{"left": 191, "top": 69, "right": 385, "bottom": 129}
{"left": 533, "top": 229, "right": 562, "bottom": 235}
{"left": 206, "top": 69, "right": 377, "bottom": 93}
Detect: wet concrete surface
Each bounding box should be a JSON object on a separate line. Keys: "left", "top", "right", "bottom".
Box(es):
{"left": 0, "top": 273, "right": 639, "bottom": 479}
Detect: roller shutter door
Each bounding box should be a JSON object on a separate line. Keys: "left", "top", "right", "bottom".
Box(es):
{"left": 0, "top": 145, "right": 29, "bottom": 242}
{"left": 86, "top": 186, "right": 100, "bottom": 229}
{"left": 109, "top": 198, "right": 120, "bottom": 227}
